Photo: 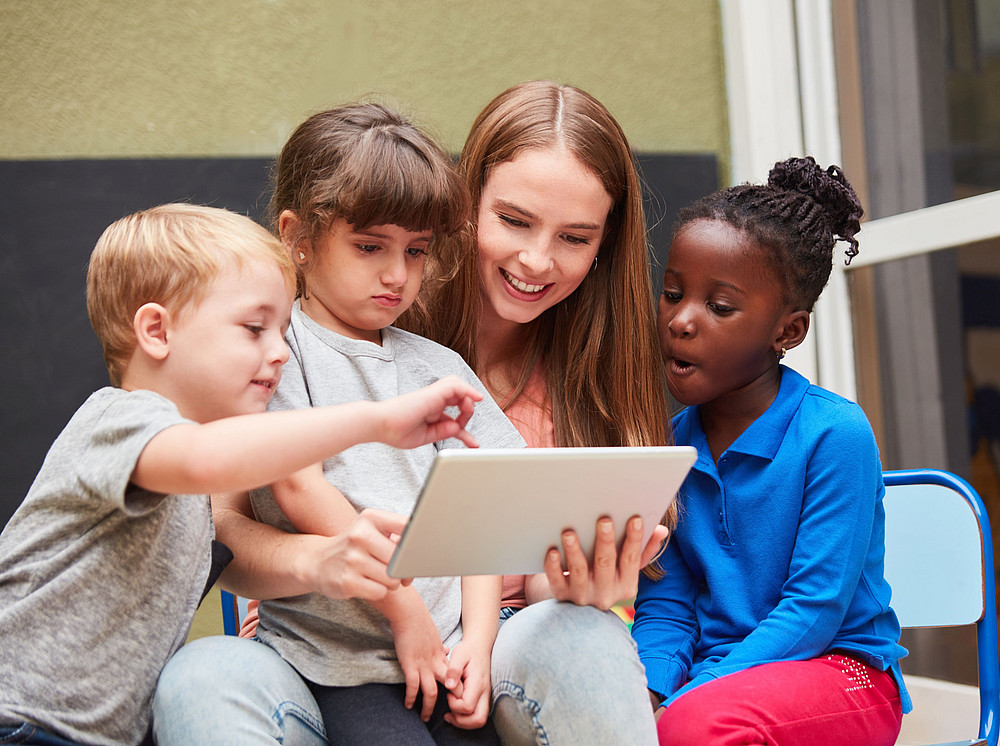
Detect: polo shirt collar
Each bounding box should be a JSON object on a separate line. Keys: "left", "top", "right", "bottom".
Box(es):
{"left": 676, "top": 365, "right": 811, "bottom": 465}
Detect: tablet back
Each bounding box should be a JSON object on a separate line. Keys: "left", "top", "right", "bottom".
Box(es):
{"left": 387, "top": 446, "right": 696, "bottom": 578}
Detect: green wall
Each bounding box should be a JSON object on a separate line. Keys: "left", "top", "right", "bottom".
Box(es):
{"left": 0, "top": 0, "right": 729, "bottom": 161}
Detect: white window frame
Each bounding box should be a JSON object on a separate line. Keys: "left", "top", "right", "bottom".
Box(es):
{"left": 721, "top": 0, "right": 852, "bottom": 398}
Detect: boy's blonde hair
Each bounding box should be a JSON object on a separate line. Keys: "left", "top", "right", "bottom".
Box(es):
{"left": 87, "top": 203, "right": 295, "bottom": 386}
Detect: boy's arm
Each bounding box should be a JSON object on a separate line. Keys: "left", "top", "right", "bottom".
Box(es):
{"left": 131, "top": 376, "right": 481, "bottom": 496}
{"left": 444, "top": 574, "right": 502, "bottom": 729}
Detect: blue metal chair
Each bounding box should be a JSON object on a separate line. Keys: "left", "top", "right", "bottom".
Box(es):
{"left": 219, "top": 589, "right": 245, "bottom": 637}
{"left": 883, "top": 469, "right": 1000, "bottom": 746}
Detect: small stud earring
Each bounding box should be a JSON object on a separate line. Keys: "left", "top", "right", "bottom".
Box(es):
{"left": 298, "top": 251, "right": 306, "bottom": 261}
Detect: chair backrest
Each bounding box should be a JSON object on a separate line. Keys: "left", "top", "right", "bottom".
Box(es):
{"left": 883, "top": 469, "right": 1000, "bottom": 746}
{"left": 219, "top": 589, "right": 246, "bottom": 637}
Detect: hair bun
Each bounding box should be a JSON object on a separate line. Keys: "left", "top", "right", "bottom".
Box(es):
{"left": 768, "top": 156, "right": 864, "bottom": 264}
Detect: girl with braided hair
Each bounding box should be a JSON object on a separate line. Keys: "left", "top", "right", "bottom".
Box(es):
{"left": 632, "top": 156, "right": 911, "bottom": 745}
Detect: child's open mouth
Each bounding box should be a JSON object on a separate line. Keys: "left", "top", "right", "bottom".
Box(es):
{"left": 670, "top": 358, "right": 695, "bottom": 375}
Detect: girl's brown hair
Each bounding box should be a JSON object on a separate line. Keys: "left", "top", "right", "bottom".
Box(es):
{"left": 270, "top": 102, "right": 470, "bottom": 295}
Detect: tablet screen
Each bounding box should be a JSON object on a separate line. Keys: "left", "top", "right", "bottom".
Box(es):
{"left": 388, "top": 446, "right": 696, "bottom": 578}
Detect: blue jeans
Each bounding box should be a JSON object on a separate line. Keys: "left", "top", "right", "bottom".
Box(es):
{"left": 0, "top": 724, "right": 82, "bottom": 745}
{"left": 153, "top": 636, "right": 327, "bottom": 746}
{"left": 154, "top": 604, "right": 657, "bottom": 746}
{"left": 490, "top": 600, "right": 658, "bottom": 745}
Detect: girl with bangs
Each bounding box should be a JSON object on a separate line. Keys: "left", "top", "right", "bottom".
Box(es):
{"left": 156, "top": 103, "right": 524, "bottom": 746}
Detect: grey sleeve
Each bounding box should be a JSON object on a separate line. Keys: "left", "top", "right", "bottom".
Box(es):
{"left": 73, "top": 391, "right": 192, "bottom": 516}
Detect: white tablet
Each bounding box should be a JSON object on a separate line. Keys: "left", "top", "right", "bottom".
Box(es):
{"left": 387, "top": 446, "right": 697, "bottom": 578}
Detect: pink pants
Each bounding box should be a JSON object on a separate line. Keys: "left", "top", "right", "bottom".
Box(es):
{"left": 656, "top": 654, "right": 903, "bottom": 746}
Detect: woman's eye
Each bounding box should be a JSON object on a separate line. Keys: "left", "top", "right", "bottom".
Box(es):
{"left": 662, "top": 290, "right": 682, "bottom": 303}
{"left": 561, "top": 234, "right": 592, "bottom": 246}
{"left": 498, "top": 214, "right": 528, "bottom": 228}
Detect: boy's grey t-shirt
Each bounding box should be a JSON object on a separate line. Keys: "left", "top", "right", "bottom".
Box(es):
{"left": 0, "top": 388, "right": 212, "bottom": 746}
{"left": 251, "top": 306, "right": 525, "bottom": 687}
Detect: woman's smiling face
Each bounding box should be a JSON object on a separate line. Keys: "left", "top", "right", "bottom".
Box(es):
{"left": 475, "top": 146, "right": 613, "bottom": 333}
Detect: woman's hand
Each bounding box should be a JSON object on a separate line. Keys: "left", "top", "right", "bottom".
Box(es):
{"left": 543, "top": 515, "right": 668, "bottom": 609}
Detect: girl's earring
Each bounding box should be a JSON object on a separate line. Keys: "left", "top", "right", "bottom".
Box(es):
{"left": 778, "top": 347, "right": 787, "bottom": 361}
{"left": 592, "top": 255, "right": 598, "bottom": 272}
{"left": 298, "top": 251, "right": 306, "bottom": 261}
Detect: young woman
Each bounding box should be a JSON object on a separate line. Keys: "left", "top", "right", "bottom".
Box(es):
{"left": 403, "top": 80, "right": 670, "bottom": 745}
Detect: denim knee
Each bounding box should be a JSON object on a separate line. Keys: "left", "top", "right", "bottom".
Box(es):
{"left": 153, "top": 635, "right": 326, "bottom": 746}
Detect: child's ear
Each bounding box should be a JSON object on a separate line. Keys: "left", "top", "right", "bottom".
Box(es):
{"left": 278, "top": 210, "right": 309, "bottom": 258}
{"left": 133, "top": 303, "right": 172, "bottom": 361}
{"left": 775, "top": 310, "right": 810, "bottom": 355}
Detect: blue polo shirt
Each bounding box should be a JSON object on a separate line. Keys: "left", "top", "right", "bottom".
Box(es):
{"left": 633, "top": 366, "right": 910, "bottom": 711}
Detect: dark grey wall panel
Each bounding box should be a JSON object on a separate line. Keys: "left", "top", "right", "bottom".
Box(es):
{"left": 0, "top": 153, "right": 716, "bottom": 528}
{"left": 0, "top": 158, "right": 274, "bottom": 528}
{"left": 638, "top": 153, "right": 719, "bottom": 296}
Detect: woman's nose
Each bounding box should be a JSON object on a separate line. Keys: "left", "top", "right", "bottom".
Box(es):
{"left": 517, "top": 235, "right": 554, "bottom": 275}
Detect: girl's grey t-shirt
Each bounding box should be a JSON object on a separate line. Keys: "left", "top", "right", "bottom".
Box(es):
{"left": 0, "top": 387, "right": 212, "bottom": 746}
{"left": 251, "top": 307, "right": 525, "bottom": 687}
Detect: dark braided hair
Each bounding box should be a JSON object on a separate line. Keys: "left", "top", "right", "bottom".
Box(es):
{"left": 673, "top": 156, "right": 863, "bottom": 312}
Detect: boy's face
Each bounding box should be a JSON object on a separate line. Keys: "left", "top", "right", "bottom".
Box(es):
{"left": 299, "top": 218, "right": 431, "bottom": 343}
{"left": 657, "top": 219, "right": 791, "bottom": 408}
{"left": 163, "top": 258, "right": 294, "bottom": 423}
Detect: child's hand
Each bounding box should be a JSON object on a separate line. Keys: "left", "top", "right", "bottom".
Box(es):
{"left": 389, "top": 601, "right": 449, "bottom": 722}
{"left": 378, "top": 376, "right": 483, "bottom": 450}
{"left": 443, "top": 640, "right": 492, "bottom": 730}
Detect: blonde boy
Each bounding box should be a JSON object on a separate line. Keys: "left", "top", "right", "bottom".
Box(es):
{"left": 0, "top": 204, "right": 483, "bottom": 746}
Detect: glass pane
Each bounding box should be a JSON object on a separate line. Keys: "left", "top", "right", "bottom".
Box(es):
{"left": 947, "top": 0, "right": 1000, "bottom": 198}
